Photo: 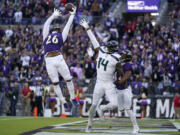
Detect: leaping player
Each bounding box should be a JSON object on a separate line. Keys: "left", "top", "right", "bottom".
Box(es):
{"left": 79, "top": 18, "right": 121, "bottom": 132}
{"left": 43, "top": 8, "right": 78, "bottom": 111}
{"left": 115, "top": 50, "right": 140, "bottom": 133}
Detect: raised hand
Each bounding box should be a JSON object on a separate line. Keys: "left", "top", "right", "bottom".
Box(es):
{"left": 69, "top": 6, "right": 77, "bottom": 15}
{"left": 80, "top": 18, "right": 90, "bottom": 30}
{"left": 52, "top": 8, "right": 62, "bottom": 18}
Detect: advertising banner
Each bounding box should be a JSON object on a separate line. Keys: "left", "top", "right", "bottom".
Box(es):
{"left": 127, "top": 0, "right": 159, "bottom": 12}
{"left": 52, "top": 96, "right": 174, "bottom": 118}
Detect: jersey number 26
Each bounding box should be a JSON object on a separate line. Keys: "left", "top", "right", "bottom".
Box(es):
{"left": 46, "top": 35, "right": 59, "bottom": 44}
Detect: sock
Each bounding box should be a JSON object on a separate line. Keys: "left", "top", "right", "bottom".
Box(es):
{"left": 126, "top": 109, "right": 138, "bottom": 127}
{"left": 66, "top": 80, "right": 75, "bottom": 100}
{"left": 53, "top": 84, "right": 66, "bottom": 103}
{"left": 88, "top": 105, "right": 97, "bottom": 126}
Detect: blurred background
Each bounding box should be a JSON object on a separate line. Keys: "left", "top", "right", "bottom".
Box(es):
{"left": 0, "top": 0, "right": 180, "bottom": 119}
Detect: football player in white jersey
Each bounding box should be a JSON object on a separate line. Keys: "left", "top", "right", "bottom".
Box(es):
{"left": 80, "top": 19, "right": 121, "bottom": 132}
{"left": 43, "top": 8, "right": 79, "bottom": 111}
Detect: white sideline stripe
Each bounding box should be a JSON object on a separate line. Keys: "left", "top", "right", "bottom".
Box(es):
{"left": 52, "top": 119, "right": 91, "bottom": 129}
{"left": 33, "top": 132, "right": 162, "bottom": 135}
{"left": 170, "top": 120, "right": 180, "bottom": 130}
{"left": 0, "top": 117, "right": 34, "bottom": 120}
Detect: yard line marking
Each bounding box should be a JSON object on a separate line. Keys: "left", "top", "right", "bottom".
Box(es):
{"left": 0, "top": 117, "right": 34, "bottom": 121}
{"left": 170, "top": 120, "right": 180, "bottom": 131}
{"left": 52, "top": 119, "right": 91, "bottom": 129}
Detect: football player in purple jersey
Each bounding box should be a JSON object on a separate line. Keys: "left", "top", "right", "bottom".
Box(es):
{"left": 42, "top": 7, "right": 78, "bottom": 111}
{"left": 115, "top": 50, "right": 140, "bottom": 134}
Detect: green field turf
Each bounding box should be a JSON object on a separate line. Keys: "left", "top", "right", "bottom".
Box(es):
{"left": 0, "top": 117, "right": 180, "bottom": 135}
{"left": 0, "top": 117, "right": 87, "bottom": 135}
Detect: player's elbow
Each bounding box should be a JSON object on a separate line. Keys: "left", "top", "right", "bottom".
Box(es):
{"left": 62, "top": 34, "right": 68, "bottom": 42}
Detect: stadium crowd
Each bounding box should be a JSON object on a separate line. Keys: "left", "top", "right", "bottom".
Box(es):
{"left": 0, "top": 0, "right": 180, "bottom": 116}
{"left": 0, "top": 0, "right": 111, "bottom": 24}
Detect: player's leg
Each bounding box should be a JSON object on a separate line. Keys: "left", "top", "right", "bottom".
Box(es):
{"left": 124, "top": 87, "right": 139, "bottom": 133}
{"left": 86, "top": 82, "right": 104, "bottom": 132}
{"left": 99, "top": 84, "right": 118, "bottom": 118}
{"left": 117, "top": 89, "right": 125, "bottom": 112}
{"left": 45, "top": 58, "right": 70, "bottom": 110}
{"left": 57, "top": 56, "right": 77, "bottom": 105}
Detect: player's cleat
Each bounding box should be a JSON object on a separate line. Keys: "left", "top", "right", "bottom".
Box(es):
{"left": 64, "top": 103, "right": 71, "bottom": 111}
{"left": 85, "top": 125, "right": 92, "bottom": 133}
{"left": 72, "top": 99, "right": 79, "bottom": 106}
{"left": 132, "top": 125, "right": 140, "bottom": 134}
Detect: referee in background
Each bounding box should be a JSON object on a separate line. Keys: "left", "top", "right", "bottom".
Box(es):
{"left": 35, "top": 78, "right": 44, "bottom": 116}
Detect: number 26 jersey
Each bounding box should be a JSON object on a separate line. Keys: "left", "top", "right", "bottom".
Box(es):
{"left": 43, "top": 33, "right": 64, "bottom": 55}
{"left": 96, "top": 46, "right": 121, "bottom": 82}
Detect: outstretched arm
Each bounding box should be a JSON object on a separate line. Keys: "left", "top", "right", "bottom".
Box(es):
{"left": 43, "top": 9, "right": 61, "bottom": 41}
{"left": 62, "top": 6, "right": 76, "bottom": 42}
{"left": 80, "top": 18, "right": 100, "bottom": 51}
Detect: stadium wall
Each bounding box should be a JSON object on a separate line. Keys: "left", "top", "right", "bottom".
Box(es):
{"left": 50, "top": 96, "right": 174, "bottom": 119}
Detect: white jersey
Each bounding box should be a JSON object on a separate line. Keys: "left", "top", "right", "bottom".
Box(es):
{"left": 96, "top": 46, "right": 121, "bottom": 82}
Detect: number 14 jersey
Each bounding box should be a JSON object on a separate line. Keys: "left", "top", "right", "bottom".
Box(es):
{"left": 43, "top": 33, "right": 64, "bottom": 55}
{"left": 96, "top": 46, "right": 121, "bottom": 82}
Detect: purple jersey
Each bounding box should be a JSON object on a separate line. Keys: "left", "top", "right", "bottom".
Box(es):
{"left": 116, "top": 62, "right": 132, "bottom": 90}
{"left": 43, "top": 33, "right": 64, "bottom": 55}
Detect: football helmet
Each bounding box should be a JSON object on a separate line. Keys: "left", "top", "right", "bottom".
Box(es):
{"left": 120, "top": 50, "right": 132, "bottom": 63}
{"left": 106, "top": 40, "right": 119, "bottom": 53}
{"left": 50, "top": 24, "right": 61, "bottom": 33}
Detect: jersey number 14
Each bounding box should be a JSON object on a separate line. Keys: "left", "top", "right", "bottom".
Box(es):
{"left": 98, "top": 57, "right": 109, "bottom": 71}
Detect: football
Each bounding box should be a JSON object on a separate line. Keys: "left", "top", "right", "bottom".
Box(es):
{"left": 65, "top": 3, "right": 74, "bottom": 12}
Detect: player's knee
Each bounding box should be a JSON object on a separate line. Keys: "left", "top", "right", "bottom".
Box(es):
{"left": 66, "top": 78, "right": 72, "bottom": 82}
{"left": 91, "top": 104, "right": 97, "bottom": 110}
{"left": 64, "top": 75, "right": 72, "bottom": 82}
{"left": 111, "top": 104, "right": 118, "bottom": 110}
{"left": 53, "top": 82, "right": 59, "bottom": 85}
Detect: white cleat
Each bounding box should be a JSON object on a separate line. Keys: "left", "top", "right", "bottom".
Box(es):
{"left": 85, "top": 125, "right": 92, "bottom": 133}
{"left": 132, "top": 125, "right": 140, "bottom": 134}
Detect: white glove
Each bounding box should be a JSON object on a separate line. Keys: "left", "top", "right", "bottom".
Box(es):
{"left": 80, "top": 18, "right": 90, "bottom": 30}
{"left": 87, "top": 47, "right": 94, "bottom": 57}
{"left": 52, "top": 8, "right": 61, "bottom": 18}
{"left": 69, "top": 6, "right": 77, "bottom": 15}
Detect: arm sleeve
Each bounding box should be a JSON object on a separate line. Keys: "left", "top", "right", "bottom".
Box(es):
{"left": 87, "top": 29, "right": 100, "bottom": 49}
{"left": 43, "top": 15, "right": 55, "bottom": 41}
{"left": 103, "top": 32, "right": 111, "bottom": 42}
{"left": 62, "top": 15, "right": 75, "bottom": 42}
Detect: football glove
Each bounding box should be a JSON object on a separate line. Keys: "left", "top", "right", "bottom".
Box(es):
{"left": 87, "top": 47, "right": 94, "bottom": 57}
{"left": 69, "top": 6, "right": 77, "bottom": 15}
{"left": 80, "top": 18, "right": 90, "bottom": 30}
{"left": 52, "top": 8, "right": 61, "bottom": 18}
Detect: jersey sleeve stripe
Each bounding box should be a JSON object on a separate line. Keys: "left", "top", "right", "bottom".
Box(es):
{"left": 110, "top": 54, "right": 119, "bottom": 61}
{"left": 99, "top": 48, "right": 105, "bottom": 53}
